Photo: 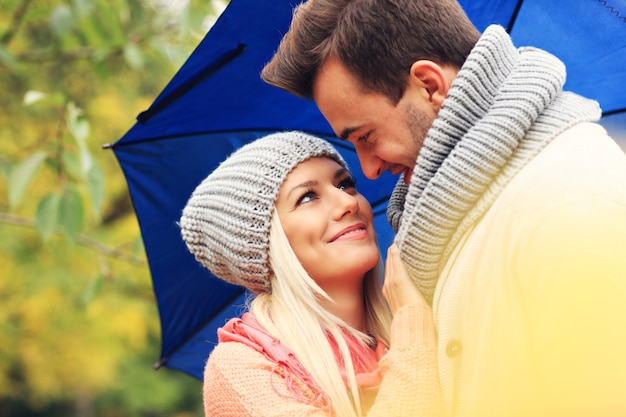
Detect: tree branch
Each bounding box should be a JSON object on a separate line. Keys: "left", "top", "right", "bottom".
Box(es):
{"left": 14, "top": 46, "right": 125, "bottom": 62}
{"left": 0, "top": 212, "right": 147, "bottom": 266}
{"left": 0, "top": 0, "right": 34, "bottom": 47}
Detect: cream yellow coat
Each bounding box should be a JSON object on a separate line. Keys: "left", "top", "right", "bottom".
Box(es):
{"left": 434, "top": 123, "right": 626, "bottom": 417}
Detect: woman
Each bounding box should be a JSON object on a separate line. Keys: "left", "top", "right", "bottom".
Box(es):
{"left": 180, "top": 131, "right": 441, "bottom": 417}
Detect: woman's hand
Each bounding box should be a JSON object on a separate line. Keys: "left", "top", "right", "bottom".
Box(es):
{"left": 383, "top": 243, "right": 427, "bottom": 315}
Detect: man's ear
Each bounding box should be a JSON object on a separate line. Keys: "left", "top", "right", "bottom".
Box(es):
{"left": 408, "top": 60, "right": 454, "bottom": 111}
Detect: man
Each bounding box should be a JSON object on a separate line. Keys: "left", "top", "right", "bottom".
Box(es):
{"left": 261, "top": 0, "right": 626, "bottom": 416}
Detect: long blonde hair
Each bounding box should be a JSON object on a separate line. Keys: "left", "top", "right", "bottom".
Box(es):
{"left": 250, "top": 210, "right": 392, "bottom": 417}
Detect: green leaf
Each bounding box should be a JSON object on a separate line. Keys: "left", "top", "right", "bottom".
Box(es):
{"left": 81, "top": 274, "right": 104, "bottom": 307}
{"left": 36, "top": 193, "right": 61, "bottom": 241}
{"left": 73, "top": 0, "right": 96, "bottom": 18}
{"left": 95, "top": 3, "right": 126, "bottom": 46}
{"left": 23, "top": 90, "right": 65, "bottom": 107}
{"left": 50, "top": 4, "right": 74, "bottom": 37}
{"left": 66, "top": 102, "right": 94, "bottom": 176}
{"left": 58, "top": 185, "right": 84, "bottom": 241}
{"left": 66, "top": 102, "right": 90, "bottom": 144}
{"left": 0, "top": 44, "right": 17, "bottom": 70}
{"left": 79, "top": 145, "right": 94, "bottom": 176}
{"left": 87, "top": 162, "right": 105, "bottom": 218}
{"left": 8, "top": 152, "right": 47, "bottom": 210}
{"left": 62, "top": 150, "right": 81, "bottom": 180}
{"left": 123, "top": 43, "right": 143, "bottom": 70}
{"left": 109, "top": 0, "right": 131, "bottom": 24}
{"left": 23, "top": 91, "right": 47, "bottom": 106}
{"left": 0, "top": 156, "right": 10, "bottom": 177}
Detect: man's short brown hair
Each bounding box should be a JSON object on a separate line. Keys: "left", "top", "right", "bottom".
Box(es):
{"left": 262, "top": 0, "right": 480, "bottom": 104}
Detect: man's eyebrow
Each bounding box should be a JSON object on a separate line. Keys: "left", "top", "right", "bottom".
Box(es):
{"left": 339, "top": 126, "right": 359, "bottom": 141}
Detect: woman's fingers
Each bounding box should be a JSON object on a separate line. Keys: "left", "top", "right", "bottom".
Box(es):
{"left": 383, "top": 243, "right": 427, "bottom": 314}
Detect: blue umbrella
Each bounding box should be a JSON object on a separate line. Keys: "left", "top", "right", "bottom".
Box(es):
{"left": 110, "top": 0, "right": 626, "bottom": 380}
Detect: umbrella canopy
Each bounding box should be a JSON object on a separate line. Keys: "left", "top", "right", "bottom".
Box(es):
{"left": 110, "top": 0, "right": 626, "bottom": 380}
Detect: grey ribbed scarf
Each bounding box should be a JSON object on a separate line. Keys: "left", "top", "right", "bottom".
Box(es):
{"left": 386, "top": 25, "right": 601, "bottom": 304}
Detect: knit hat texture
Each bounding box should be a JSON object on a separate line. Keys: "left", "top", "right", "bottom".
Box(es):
{"left": 180, "top": 131, "right": 347, "bottom": 294}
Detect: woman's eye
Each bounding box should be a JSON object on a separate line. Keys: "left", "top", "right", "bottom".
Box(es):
{"left": 339, "top": 177, "right": 357, "bottom": 191}
{"left": 296, "top": 191, "right": 316, "bottom": 205}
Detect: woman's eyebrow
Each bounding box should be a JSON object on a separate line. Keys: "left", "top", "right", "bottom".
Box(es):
{"left": 286, "top": 180, "right": 317, "bottom": 199}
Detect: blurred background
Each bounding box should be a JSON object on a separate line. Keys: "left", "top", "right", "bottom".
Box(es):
{"left": 0, "top": 0, "right": 227, "bottom": 416}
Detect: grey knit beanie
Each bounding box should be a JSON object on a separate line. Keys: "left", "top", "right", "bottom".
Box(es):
{"left": 180, "top": 131, "right": 347, "bottom": 294}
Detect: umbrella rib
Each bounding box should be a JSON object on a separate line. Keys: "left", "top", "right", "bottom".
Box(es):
{"left": 506, "top": 0, "right": 525, "bottom": 33}
{"left": 137, "top": 43, "right": 246, "bottom": 125}
{"left": 603, "top": 108, "right": 626, "bottom": 117}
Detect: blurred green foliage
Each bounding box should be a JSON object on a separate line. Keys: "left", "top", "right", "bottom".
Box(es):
{"left": 0, "top": 0, "right": 227, "bottom": 415}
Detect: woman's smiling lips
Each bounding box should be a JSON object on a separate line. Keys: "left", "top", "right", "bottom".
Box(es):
{"left": 328, "top": 223, "right": 368, "bottom": 242}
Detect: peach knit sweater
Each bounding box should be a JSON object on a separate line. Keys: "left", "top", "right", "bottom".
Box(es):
{"left": 202, "top": 303, "right": 442, "bottom": 416}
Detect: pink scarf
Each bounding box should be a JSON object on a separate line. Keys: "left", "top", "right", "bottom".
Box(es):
{"left": 217, "top": 313, "right": 385, "bottom": 410}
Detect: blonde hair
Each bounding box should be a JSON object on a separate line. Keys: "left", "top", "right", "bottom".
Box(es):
{"left": 250, "top": 210, "right": 391, "bottom": 417}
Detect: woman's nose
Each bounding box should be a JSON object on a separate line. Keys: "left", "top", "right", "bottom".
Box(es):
{"left": 332, "top": 189, "right": 359, "bottom": 219}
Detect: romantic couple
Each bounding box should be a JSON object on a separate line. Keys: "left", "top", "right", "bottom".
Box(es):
{"left": 179, "top": 1, "right": 626, "bottom": 416}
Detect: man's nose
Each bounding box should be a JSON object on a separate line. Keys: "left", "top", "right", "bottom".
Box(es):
{"left": 356, "top": 151, "right": 383, "bottom": 180}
